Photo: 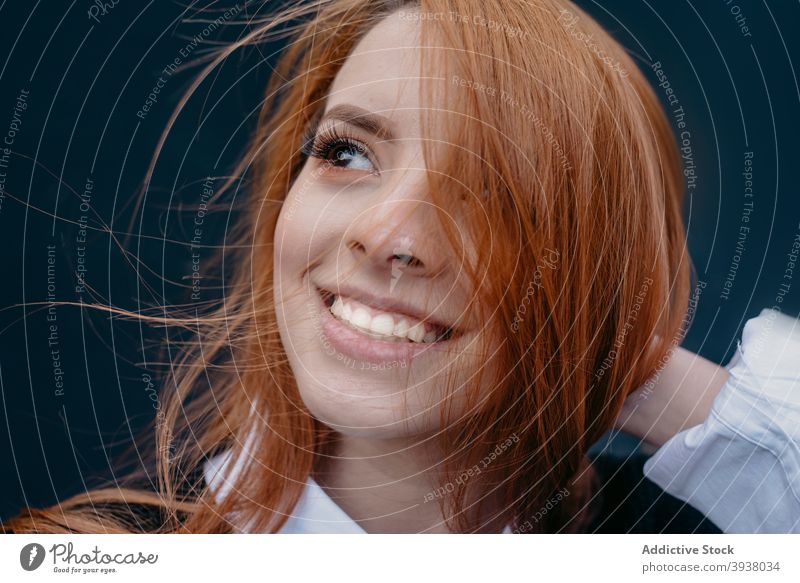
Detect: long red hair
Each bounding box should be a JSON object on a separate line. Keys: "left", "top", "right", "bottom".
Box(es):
{"left": 4, "top": 0, "right": 689, "bottom": 533}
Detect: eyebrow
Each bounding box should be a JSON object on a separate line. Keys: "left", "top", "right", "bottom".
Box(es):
{"left": 319, "top": 104, "right": 396, "bottom": 141}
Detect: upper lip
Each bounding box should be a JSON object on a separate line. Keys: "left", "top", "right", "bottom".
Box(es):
{"left": 315, "top": 283, "right": 458, "bottom": 332}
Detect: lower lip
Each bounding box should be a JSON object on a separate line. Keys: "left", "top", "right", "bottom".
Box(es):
{"left": 314, "top": 288, "right": 446, "bottom": 366}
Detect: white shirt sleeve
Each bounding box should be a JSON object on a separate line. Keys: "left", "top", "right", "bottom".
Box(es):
{"left": 642, "top": 308, "right": 800, "bottom": 533}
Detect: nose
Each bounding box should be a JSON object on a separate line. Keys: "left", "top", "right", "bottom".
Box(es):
{"left": 344, "top": 181, "right": 448, "bottom": 280}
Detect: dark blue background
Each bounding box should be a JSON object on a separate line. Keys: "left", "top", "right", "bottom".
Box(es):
{"left": 1, "top": 1, "right": 798, "bottom": 521}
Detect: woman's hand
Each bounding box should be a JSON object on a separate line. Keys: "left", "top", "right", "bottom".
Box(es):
{"left": 614, "top": 346, "right": 730, "bottom": 448}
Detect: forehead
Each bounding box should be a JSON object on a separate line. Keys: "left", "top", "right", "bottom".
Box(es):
{"left": 326, "top": 11, "right": 426, "bottom": 128}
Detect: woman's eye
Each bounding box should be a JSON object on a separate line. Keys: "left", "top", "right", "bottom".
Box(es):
{"left": 324, "top": 139, "right": 375, "bottom": 171}
{"left": 301, "top": 125, "right": 378, "bottom": 174}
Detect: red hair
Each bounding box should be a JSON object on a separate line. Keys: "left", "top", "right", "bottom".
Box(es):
{"left": 4, "top": 0, "right": 689, "bottom": 533}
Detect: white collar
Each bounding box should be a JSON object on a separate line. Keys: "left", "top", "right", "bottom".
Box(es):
{"left": 203, "top": 452, "right": 365, "bottom": 533}
{"left": 203, "top": 453, "right": 510, "bottom": 533}
{"left": 279, "top": 477, "right": 368, "bottom": 534}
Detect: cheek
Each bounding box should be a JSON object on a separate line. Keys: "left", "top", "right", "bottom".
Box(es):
{"left": 274, "top": 189, "right": 311, "bottom": 273}
{"left": 273, "top": 178, "right": 345, "bottom": 275}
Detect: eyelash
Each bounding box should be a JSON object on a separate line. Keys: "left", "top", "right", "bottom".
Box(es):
{"left": 300, "top": 123, "right": 377, "bottom": 173}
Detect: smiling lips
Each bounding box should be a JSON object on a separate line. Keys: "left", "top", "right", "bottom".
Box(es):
{"left": 329, "top": 294, "right": 449, "bottom": 343}
{"left": 315, "top": 285, "right": 456, "bottom": 364}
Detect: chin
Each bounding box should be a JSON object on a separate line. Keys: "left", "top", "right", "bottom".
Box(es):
{"left": 297, "top": 385, "right": 436, "bottom": 440}
{"left": 287, "top": 346, "right": 448, "bottom": 440}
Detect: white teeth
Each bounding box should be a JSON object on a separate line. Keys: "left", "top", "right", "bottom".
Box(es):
{"left": 370, "top": 314, "right": 395, "bottom": 336}
{"left": 331, "top": 296, "right": 344, "bottom": 317}
{"left": 393, "top": 319, "right": 409, "bottom": 338}
{"left": 327, "top": 294, "right": 445, "bottom": 343}
{"left": 350, "top": 307, "right": 371, "bottom": 330}
{"left": 406, "top": 322, "right": 425, "bottom": 343}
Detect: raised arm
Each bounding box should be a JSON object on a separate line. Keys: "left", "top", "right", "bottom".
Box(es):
{"left": 617, "top": 308, "right": 800, "bottom": 533}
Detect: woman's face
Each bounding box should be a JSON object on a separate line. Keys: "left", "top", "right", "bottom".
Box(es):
{"left": 273, "top": 11, "right": 488, "bottom": 439}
